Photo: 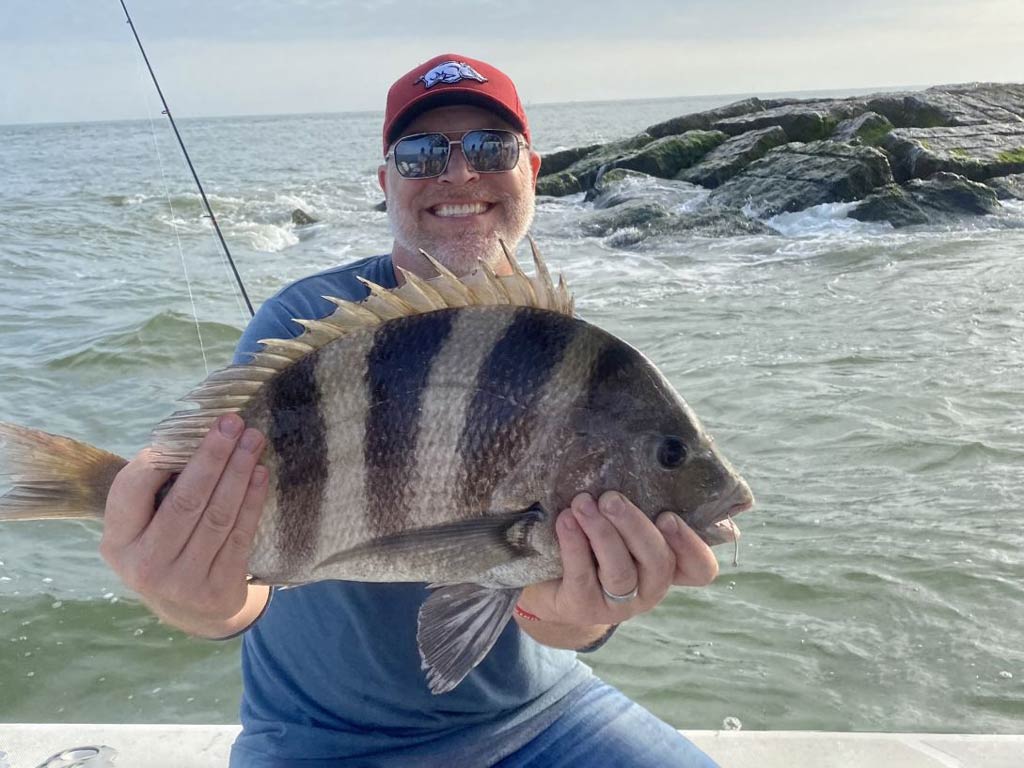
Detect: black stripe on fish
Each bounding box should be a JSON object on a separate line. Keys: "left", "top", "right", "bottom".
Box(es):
{"left": 575, "top": 333, "right": 692, "bottom": 443}
{"left": 364, "top": 310, "right": 456, "bottom": 537}
{"left": 267, "top": 352, "right": 327, "bottom": 567}
{"left": 456, "top": 308, "right": 578, "bottom": 512}
{"left": 582, "top": 336, "right": 651, "bottom": 413}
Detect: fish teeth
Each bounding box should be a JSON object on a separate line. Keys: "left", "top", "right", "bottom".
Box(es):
{"left": 433, "top": 203, "right": 489, "bottom": 217}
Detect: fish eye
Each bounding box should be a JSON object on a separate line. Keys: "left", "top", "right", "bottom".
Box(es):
{"left": 656, "top": 436, "right": 687, "bottom": 469}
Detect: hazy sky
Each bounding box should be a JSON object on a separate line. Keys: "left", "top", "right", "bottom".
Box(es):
{"left": 3, "top": 0, "right": 1023, "bottom": 125}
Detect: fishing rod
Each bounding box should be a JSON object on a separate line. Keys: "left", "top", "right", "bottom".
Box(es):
{"left": 119, "top": 0, "right": 255, "bottom": 317}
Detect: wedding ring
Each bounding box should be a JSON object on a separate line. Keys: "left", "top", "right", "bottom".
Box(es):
{"left": 601, "top": 584, "right": 639, "bottom": 604}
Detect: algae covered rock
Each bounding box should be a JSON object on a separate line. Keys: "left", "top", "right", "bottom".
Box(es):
{"left": 645, "top": 97, "right": 776, "bottom": 138}
{"left": 539, "top": 143, "right": 603, "bottom": 176}
{"left": 538, "top": 133, "right": 655, "bottom": 191}
{"left": 535, "top": 171, "right": 583, "bottom": 197}
{"left": 865, "top": 83, "right": 1024, "bottom": 128}
{"left": 581, "top": 199, "right": 672, "bottom": 237}
{"left": 882, "top": 124, "right": 1024, "bottom": 182}
{"left": 582, "top": 200, "right": 775, "bottom": 246}
{"left": 709, "top": 141, "right": 894, "bottom": 215}
{"left": 608, "top": 130, "right": 727, "bottom": 179}
{"left": 678, "top": 126, "right": 788, "bottom": 189}
{"left": 832, "top": 112, "right": 895, "bottom": 146}
{"left": 850, "top": 172, "right": 1000, "bottom": 227}
{"left": 712, "top": 102, "right": 864, "bottom": 143}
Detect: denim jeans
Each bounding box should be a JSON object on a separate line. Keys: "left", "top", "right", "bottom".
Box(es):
{"left": 492, "top": 679, "right": 718, "bottom": 768}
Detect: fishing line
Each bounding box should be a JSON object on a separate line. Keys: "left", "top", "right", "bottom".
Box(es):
{"left": 118, "top": 0, "right": 255, "bottom": 319}
{"left": 135, "top": 59, "right": 210, "bottom": 374}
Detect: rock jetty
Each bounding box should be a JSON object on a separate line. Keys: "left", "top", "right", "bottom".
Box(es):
{"left": 536, "top": 83, "right": 1024, "bottom": 238}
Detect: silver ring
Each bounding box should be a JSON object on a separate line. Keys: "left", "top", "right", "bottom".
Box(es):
{"left": 601, "top": 584, "right": 639, "bottom": 604}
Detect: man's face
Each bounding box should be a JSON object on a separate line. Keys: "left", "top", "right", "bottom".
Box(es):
{"left": 378, "top": 105, "right": 541, "bottom": 276}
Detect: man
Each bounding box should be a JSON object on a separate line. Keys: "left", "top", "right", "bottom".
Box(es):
{"left": 101, "top": 54, "right": 721, "bottom": 767}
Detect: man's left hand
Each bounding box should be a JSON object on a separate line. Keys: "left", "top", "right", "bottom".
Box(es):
{"left": 517, "top": 491, "right": 719, "bottom": 627}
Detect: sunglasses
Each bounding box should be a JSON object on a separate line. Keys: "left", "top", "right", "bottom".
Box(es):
{"left": 386, "top": 129, "right": 526, "bottom": 179}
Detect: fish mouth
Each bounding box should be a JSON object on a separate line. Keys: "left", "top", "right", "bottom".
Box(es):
{"left": 692, "top": 482, "right": 754, "bottom": 547}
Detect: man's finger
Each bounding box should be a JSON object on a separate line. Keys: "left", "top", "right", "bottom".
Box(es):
{"left": 657, "top": 512, "right": 720, "bottom": 587}
{"left": 210, "top": 464, "right": 269, "bottom": 586}
{"left": 555, "top": 504, "right": 599, "bottom": 600}
{"left": 138, "top": 413, "right": 245, "bottom": 559}
{"left": 178, "top": 428, "right": 265, "bottom": 573}
{"left": 101, "top": 450, "right": 172, "bottom": 551}
{"left": 572, "top": 493, "right": 638, "bottom": 600}
{"left": 597, "top": 491, "right": 674, "bottom": 597}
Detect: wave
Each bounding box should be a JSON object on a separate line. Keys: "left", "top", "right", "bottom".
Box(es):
{"left": 45, "top": 311, "right": 241, "bottom": 372}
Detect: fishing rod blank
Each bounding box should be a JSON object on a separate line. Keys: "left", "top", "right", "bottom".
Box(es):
{"left": 119, "top": 0, "right": 255, "bottom": 317}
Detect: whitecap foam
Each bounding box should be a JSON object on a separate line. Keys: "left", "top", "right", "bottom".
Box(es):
{"left": 232, "top": 221, "right": 300, "bottom": 252}
{"left": 765, "top": 201, "right": 891, "bottom": 237}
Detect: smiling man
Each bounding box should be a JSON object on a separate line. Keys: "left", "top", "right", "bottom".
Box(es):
{"left": 101, "top": 54, "right": 721, "bottom": 767}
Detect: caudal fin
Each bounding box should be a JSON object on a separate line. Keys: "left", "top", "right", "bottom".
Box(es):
{"left": 0, "top": 423, "right": 127, "bottom": 521}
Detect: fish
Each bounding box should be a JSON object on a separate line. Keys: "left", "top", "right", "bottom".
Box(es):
{"left": 0, "top": 243, "right": 754, "bottom": 694}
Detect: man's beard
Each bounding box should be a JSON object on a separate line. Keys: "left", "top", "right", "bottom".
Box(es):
{"left": 388, "top": 192, "right": 536, "bottom": 276}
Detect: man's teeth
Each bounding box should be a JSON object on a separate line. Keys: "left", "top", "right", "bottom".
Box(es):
{"left": 432, "top": 203, "right": 489, "bottom": 217}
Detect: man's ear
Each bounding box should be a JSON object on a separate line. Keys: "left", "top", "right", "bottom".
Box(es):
{"left": 377, "top": 164, "right": 388, "bottom": 197}
{"left": 529, "top": 151, "right": 542, "bottom": 188}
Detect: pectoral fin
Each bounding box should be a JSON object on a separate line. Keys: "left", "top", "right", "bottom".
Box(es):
{"left": 417, "top": 583, "right": 522, "bottom": 695}
{"left": 314, "top": 504, "right": 546, "bottom": 576}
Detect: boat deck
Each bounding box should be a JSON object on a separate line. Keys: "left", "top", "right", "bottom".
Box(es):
{"left": 0, "top": 725, "right": 1020, "bottom": 767}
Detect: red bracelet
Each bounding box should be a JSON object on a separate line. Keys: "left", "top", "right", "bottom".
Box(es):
{"left": 514, "top": 604, "right": 541, "bottom": 622}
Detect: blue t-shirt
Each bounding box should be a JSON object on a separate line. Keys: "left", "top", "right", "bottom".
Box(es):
{"left": 230, "top": 254, "right": 593, "bottom": 767}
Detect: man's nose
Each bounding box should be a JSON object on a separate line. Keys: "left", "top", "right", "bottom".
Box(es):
{"left": 439, "top": 144, "right": 479, "bottom": 184}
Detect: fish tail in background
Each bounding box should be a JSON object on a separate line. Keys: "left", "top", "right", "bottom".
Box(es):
{"left": 0, "top": 423, "right": 126, "bottom": 521}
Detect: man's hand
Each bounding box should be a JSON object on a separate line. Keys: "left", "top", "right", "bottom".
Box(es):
{"left": 517, "top": 491, "right": 719, "bottom": 634}
{"left": 99, "top": 413, "right": 271, "bottom": 638}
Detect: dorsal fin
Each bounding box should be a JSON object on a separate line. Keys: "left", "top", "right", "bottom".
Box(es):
{"left": 149, "top": 244, "right": 573, "bottom": 471}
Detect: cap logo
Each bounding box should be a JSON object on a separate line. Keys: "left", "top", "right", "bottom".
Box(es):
{"left": 416, "top": 61, "right": 488, "bottom": 89}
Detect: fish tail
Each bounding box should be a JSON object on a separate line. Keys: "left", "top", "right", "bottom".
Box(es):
{"left": 0, "top": 422, "right": 127, "bottom": 521}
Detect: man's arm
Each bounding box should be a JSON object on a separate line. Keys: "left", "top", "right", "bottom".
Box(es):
{"left": 512, "top": 491, "right": 720, "bottom": 651}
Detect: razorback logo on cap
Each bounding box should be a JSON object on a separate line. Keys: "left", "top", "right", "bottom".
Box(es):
{"left": 415, "top": 61, "right": 488, "bottom": 89}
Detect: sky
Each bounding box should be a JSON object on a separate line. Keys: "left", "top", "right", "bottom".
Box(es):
{"left": 2, "top": 0, "right": 1023, "bottom": 125}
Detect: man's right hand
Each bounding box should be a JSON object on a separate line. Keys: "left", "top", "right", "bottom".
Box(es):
{"left": 100, "top": 413, "right": 271, "bottom": 638}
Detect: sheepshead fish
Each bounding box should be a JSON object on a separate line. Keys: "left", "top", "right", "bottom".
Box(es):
{"left": 0, "top": 245, "right": 754, "bottom": 694}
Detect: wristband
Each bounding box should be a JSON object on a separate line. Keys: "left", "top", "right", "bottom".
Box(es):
{"left": 514, "top": 603, "right": 541, "bottom": 622}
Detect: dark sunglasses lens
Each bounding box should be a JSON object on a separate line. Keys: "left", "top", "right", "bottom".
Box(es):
{"left": 393, "top": 134, "right": 450, "bottom": 178}
{"left": 462, "top": 130, "right": 519, "bottom": 172}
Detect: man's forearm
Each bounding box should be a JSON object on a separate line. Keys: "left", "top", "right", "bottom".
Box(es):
{"left": 145, "top": 583, "right": 271, "bottom": 640}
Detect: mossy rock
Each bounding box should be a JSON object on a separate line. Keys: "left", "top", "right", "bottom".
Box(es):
{"left": 580, "top": 199, "right": 670, "bottom": 237}
{"left": 558, "top": 133, "right": 657, "bottom": 189}
{"left": 535, "top": 171, "right": 583, "bottom": 197}
{"left": 832, "top": 112, "right": 895, "bottom": 146}
{"left": 848, "top": 185, "right": 930, "bottom": 226}
{"left": 609, "top": 130, "right": 727, "bottom": 179}
{"left": 678, "top": 126, "right": 789, "bottom": 189}
{"left": 996, "top": 147, "right": 1024, "bottom": 164}
{"left": 882, "top": 125, "right": 1024, "bottom": 182}
{"left": 539, "top": 143, "right": 603, "bottom": 176}
{"left": 850, "top": 172, "right": 999, "bottom": 227}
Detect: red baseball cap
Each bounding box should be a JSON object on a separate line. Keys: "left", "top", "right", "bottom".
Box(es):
{"left": 382, "top": 53, "right": 530, "bottom": 154}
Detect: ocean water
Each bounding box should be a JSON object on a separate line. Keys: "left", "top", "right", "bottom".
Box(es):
{"left": 1, "top": 91, "right": 1023, "bottom": 735}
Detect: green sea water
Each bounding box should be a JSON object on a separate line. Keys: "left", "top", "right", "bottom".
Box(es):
{"left": 1, "top": 92, "right": 1022, "bottom": 733}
